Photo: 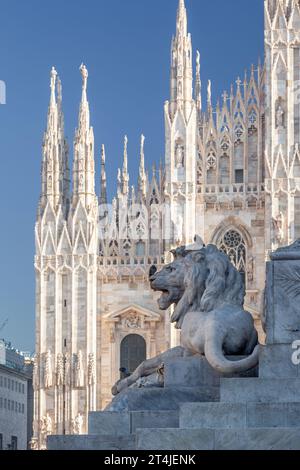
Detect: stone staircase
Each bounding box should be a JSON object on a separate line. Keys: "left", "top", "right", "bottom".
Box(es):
{"left": 48, "top": 409, "right": 180, "bottom": 450}
{"left": 48, "top": 347, "right": 300, "bottom": 451}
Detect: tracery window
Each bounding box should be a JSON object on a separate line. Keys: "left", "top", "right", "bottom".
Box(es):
{"left": 123, "top": 238, "right": 131, "bottom": 257}
{"left": 234, "top": 123, "right": 244, "bottom": 144}
{"left": 109, "top": 240, "right": 119, "bottom": 257}
{"left": 218, "top": 230, "right": 246, "bottom": 286}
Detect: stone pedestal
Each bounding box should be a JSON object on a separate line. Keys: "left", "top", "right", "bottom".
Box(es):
{"left": 265, "top": 249, "right": 300, "bottom": 346}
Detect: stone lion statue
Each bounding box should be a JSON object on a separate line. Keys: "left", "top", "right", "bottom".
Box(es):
{"left": 112, "top": 243, "right": 259, "bottom": 396}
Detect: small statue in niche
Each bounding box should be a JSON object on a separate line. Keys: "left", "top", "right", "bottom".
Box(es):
{"left": 247, "top": 257, "right": 254, "bottom": 283}
{"left": 174, "top": 214, "right": 183, "bottom": 245}
{"left": 47, "top": 175, "right": 52, "bottom": 190}
{"left": 178, "top": 81, "right": 183, "bottom": 98}
{"left": 40, "top": 413, "right": 52, "bottom": 436}
{"left": 64, "top": 352, "right": 71, "bottom": 386}
{"left": 29, "top": 438, "right": 39, "bottom": 451}
{"left": 72, "top": 413, "right": 84, "bottom": 435}
{"left": 33, "top": 356, "right": 39, "bottom": 390}
{"left": 74, "top": 350, "right": 84, "bottom": 388}
{"left": 172, "top": 49, "right": 176, "bottom": 66}
{"left": 44, "top": 350, "right": 52, "bottom": 389}
{"left": 56, "top": 353, "right": 64, "bottom": 387}
{"left": 272, "top": 212, "right": 285, "bottom": 244}
{"left": 175, "top": 143, "right": 185, "bottom": 168}
{"left": 276, "top": 103, "right": 285, "bottom": 129}
{"left": 79, "top": 174, "right": 84, "bottom": 190}
{"left": 88, "top": 353, "right": 96, "bottom": 386}
{"left": 78, "top": 158, "right": 84, "bottom": 171}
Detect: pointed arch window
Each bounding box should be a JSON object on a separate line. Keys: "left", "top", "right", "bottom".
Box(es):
{"left": 218, "top": 230, "right": 246, "bottom": 286}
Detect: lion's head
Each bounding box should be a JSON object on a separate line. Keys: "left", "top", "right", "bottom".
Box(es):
{"left": 150, "top": 244, "right": 245, "bottom": 328}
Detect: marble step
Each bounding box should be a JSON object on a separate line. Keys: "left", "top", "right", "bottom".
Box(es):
{"left": 136, "top": 427, "right": 300, "bottom": 451}
{"left": 104, "top": 386, "right": 219, "bottom": 412}
{"left": 179, "top": 402, "right": 300, "bottom": 429}
{"left": 221, "top": 378, "right": 300, "bottom": 403}
{"left": 47, "top": 434, "right": 135, "bottom": 451}
{"left": 88, "top": 410, "right": 179, "bottom": 435}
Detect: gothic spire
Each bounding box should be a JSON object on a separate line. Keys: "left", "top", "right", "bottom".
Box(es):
{"left": 138, "top": 134, "right": 147, "bottom": 198}
{"left": 39, "top": 67, "right": 66, "bottom": 215}
{"left": 99, "top": 144, "right": 107, "bottom": 205}
{"left": 177, "top": 0, "right": 188, "bottom": 37}
{"left": 169, "top": 0, "right": 193, "bottom": 119}
{"left": 122, "top": 135, "right": 129, "bottom": 196}
{"left": 56, "top": 76, "right": 70, "bottom": 213}
{"left": 50, "top": 66, "right": 57, "bottom": 109}
{"left": 73, "top": 64, "right": 96, "bottom": 208}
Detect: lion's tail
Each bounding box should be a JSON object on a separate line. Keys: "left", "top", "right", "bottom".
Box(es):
{"left": 205, "top": 330, "right": 260, "bottom": 375}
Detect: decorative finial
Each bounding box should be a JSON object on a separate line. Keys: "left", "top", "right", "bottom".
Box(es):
{"left": 236, "top": 76, "right": 242, "bottom": 88}
{"left": 222, "top": 91, "right": 228, "bottom": 103}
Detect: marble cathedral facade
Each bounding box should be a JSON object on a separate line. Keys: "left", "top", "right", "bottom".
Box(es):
{"left": 33, "top": 0, "right": 300, "bottom": 447}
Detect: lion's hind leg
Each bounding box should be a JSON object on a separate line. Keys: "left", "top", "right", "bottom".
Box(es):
{"left": 112, "top": 346, "right": 186, "bottom": 395}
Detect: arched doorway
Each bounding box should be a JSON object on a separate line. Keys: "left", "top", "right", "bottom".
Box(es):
{"left": 120, "top": 334, "right": 146, "bottom": 377}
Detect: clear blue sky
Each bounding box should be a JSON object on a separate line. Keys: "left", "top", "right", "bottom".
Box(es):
{"left": 0, "top": 0, "right": 264, "bottom": 353}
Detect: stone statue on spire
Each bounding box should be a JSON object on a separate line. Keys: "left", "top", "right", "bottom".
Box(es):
{"left": 80, "top": 63, "right": 88, "bottom": 93}
{"left": 56, "top": 77, "right": 62, "bottom": 104}
{"left": 196, "top": 50, "right": 200, "bottom": 74}
{"left": 50, "top": 67, "right": 57, "bottom": 91}
{"left": 50, "top": 67, "right": 57, "bottom": 104}
{"left": 207, "top": 80, "right": 212, "bottom": 107}
{"left": 141, "top": 134, "right": 145, "bottom": 154}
